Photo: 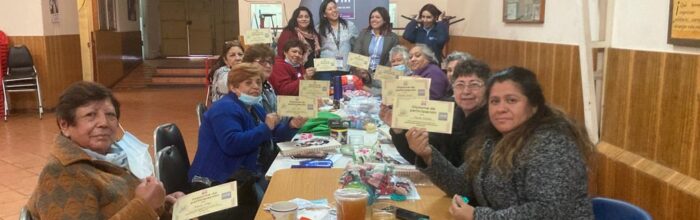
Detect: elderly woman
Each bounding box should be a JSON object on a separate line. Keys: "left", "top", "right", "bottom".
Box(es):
{"left": 27, "top": 82, "right": 181, "bottom": 219}
{"left": 403, "top": 4, "right": 449, "bottom": 63}
{"left": 408, "top": 44, "right": 450, "bottom": 100}
{"left": 210, "top": 40, "right": 245, "bottom": 102}
{"left": 351, "top": 7, "right": 399, "bottom": 71}
{"left": 382, "top": 59, "right": 490, "bottom": 166}
{"left": 269, "top": 39, "right": 316, "bottom": 96}
{"left": 317, "top": 0, "right": 358, "bottom": 71}
{"left": 443, "top": 51, "right": 474, "bottom": 98}
{"left": 389, "top": 45, "right": 411, "bottom": 75}
{"left": 276, "top": 6, "right": 320, "bottom": 68}
{"left": 189, "top": 63, "right": 306, "bottom": 186}
{"left": 405, "top": 67, "right": 594, "bottom": 219}
{"left": 242, "top": 44, "right": 277, "bottom": 113}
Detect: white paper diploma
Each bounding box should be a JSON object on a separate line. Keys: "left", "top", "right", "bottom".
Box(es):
{"left": 391, "top": 99, "right": 454, "bottom": 134}
{"left": 244, "top": 29, "right": 273, "bottom": 45}
{"left": 172, "top": 181, "right": 238, "bottom": 220}
{"left": 381, "top": 78, "right": 430, "bottom": 105}
{"left": 277, "top": 95, "right": 318, "bottom": 118}
{"left": 314, "top": 58, "right": 338, "bottom": 72}
{"left": 374, "top": 65, "right": 402, "bottom": 81}
{"left": 347, "top": 52, "right": 370, "bottom": 70}
{"left": 299, "top": 80, "right": 330, "bottom": 99}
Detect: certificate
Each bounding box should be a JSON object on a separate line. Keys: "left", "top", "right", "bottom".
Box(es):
{"left": 314, "top": 58, "right": 337, "bottom": 72}
{"left": 381, "top": 78, "right": 430, "bottom": 105}
{"left": 391, "top": 99, "right": 454, "bottom": 134}
{"left": 299, "top": 80, "right": 330, "bottom": 99}
{"left": 173, "top": 181, "right": 238, "bottom": 220}
{"left": 277, "top": 95, "right": 318, "bottom": 118}
{"left": 347, "top": 52, "right": 370, "bottom": 70}
{"left": 374, "top": 65, "right": 402, "bottom": 81}
{"left": 243, "top": 29, "right": 273, "bottom": 45}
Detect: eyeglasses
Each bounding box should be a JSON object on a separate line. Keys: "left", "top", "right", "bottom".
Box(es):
{"left": 256, "top": 59, "right": 273, "bottom": 67}
{"left": 453, "top": 81, "right": 484, "bottom": 91}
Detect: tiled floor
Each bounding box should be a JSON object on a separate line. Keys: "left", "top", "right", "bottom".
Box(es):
{"left": 0, "top": 60, "right": 206, "bottom": 219}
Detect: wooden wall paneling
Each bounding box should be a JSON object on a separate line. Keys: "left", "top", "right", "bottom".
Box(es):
{"left": 122, "top": 31, "right": 143, "bottom": 74}
{"left": 93, "top": 31, "right": 124, "bottom": 87}
{"left": 536, "top": 43, "right": 555, "bottom": 103}
{"left": 551, "top": 45, "right": 573, "bottom": 114}
{"left": 692, "top": 59, "right": 700, "bottom": 180}
{"left": 668, "top": 184, "right": 700, "bottom": 219}
{"left": 569, "top": 48, "right": 585, "bottom": 124}
{"left": 44, "top": 35, "right": 83, "bottom": 108}
{"left": 632, "top": 160, "right": 670, "bottom": 219}
{"left": 601, "top": 48, "right": 632, "bottom": 147}
{"left": 625, "top": 51, "right": 662, "bottom": 159}
{"left": 655, "top": 53, "right": 697, "bottom": 173}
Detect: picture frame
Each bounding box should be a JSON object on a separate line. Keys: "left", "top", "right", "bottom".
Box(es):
{"left": 503, "top": 0, "right": 545, "bottom": 24}
{"left": 667, "top": 0, "right": 700, "bottom": 47}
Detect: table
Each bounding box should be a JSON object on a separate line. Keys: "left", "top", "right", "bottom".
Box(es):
{"left": 254, "top": 168, "right": 452, "bottom": 219}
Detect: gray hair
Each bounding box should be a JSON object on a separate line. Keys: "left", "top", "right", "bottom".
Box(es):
{"left": 445, "top": 51, "right": 473, "bottom": 64}
{"left": 411, "top": 44, "right": 437, "bottom": 63}
{"left": 388, "top": 45, "right": 409, "bottom": 65}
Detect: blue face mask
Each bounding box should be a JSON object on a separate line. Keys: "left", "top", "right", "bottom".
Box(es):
{"left": 393, "top": 64, "right": 408, "bottom": 73}
{"left": 112, "top": 126, "right": 154, "bottom": 179}
{"left": 238, "top": 93, "right": 262, "bottom": 106}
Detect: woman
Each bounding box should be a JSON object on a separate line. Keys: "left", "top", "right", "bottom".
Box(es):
{"left": 351, "top": 7, "right": 399, "bottom": 71}
{"left": 242, "top": 44, "right": 277, "bottom": 113}
{"left": 405, "top": 67, "right": 594, "bottom": 219}
{"left": 276, "top": 7, "right": 320, "bottom": 68}
{"left": 210, "top": 40, "right": 245, "bottom": 102}
{"left": 317, "top": 0, "right": 358, "bottom": 71}
{"left": 444, "top": 51, "right": 474, "bottom": 98}
{"left": 269, "top": 39, "right": 315, "bottom": 96}
{"left": 389, "top": 45, "right": 411, "bottom": 75}
{"left": 408, "top": 44, "right": 450, "bottom": 100}
{"left": 189, "top": 63, "right": 307, "bottom": 185}
{"left": 383, "top": 59, "right": 490, "bottom": 166}
{"left": 403, "top": 4, "right": 449, "bottom": 64}
{"left": 27, "top": 82, "right": 182, "bottom": 219}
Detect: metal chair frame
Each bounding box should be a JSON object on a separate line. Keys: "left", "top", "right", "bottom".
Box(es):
{"left": 3, "top": 45, "right": 43, "bottom": 121}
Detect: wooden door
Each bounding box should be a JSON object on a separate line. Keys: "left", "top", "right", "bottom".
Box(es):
{"left": 160, "top": 0, "right": 187, "bottom": 56}
{"left": 186, "top": 0, "right": 214, "bottom": 55}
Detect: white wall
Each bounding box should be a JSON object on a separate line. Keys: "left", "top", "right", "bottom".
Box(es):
{"left": 447, "top": 0, "right": 582, "bottom": 45}
{"left": 116, "top": 0, "right": 141, "bottom": 32}
{"left": 43, "top": 0, "right": 80, "bottom": 36}
{"left": 611, "top": 0, "right": 700, "bottom": 54}
{"left": 0, "top": 0, "right": 46, "bottom": 36}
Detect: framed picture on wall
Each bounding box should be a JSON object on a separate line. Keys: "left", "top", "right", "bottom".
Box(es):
{"left": 668, "top": 0, "right": 700, "bottom": 47}
{"left": 503, "top": 0, "right": 545, "bottom": 23}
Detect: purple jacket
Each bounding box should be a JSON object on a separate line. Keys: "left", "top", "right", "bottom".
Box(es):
{"left": 413, "top": 63, "right": 449, "bottom": 100}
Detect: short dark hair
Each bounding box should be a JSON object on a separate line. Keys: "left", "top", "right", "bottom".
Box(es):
{"left": 419, "top": 4, "right": 442, "bottom": 19}
{"left": 56, "top": 81, "right": 120, "bottom": 127}
{"left": 283, "top": 38, "right": 308, "bottom": 54}
{"left": 367, "top": 7, "right": 392, "bottom": 35}
{"left": 451, "top": 59, "right": 491, "bottom": 82}
{"left": 242, "top": 44, "right": 274, "bottom": 63}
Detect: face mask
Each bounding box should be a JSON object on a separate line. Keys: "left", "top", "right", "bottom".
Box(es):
{"left": 82, "top": 146, "right": 129, "bottom": 168}
{"left": 393, "top": 64, "right": 407, "bottom": 73}
{"left": 113, "top": 125, "right": 154, "bottom": 179}
{"left": 238, "top": 93, "right": 263, "bottom": 106}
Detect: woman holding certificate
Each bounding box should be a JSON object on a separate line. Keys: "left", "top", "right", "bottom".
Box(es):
{"left": 317, "top": 0, "right": 358, "bottom": 71}
{"left": 408, "top": 44, "right": 450, "bottom": 100}
{"left": 269, "top": 39, "right": 316, "bottom": 95}
{"left": 351, "top": 7, "right": 399, "bottom": 71}
{"left": 404, "top": 67, "right": 594, "bottom": 219}
{"left": 189, "top": 63, "right": 307, "bottom": 189}
{"left": 276, "top": 6, "right": 320, "bottom": 68}
{"left": 27, "top": 82, "right": 182, "bottom": 219}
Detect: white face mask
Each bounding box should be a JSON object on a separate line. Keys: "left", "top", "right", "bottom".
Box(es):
{"left": 112, "top": 125, "right": 154, "bottom": 179}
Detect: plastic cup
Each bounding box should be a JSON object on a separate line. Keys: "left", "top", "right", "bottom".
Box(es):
{"left": 334, "top": 188, "right": 369, "bottom": 220}
{"left": 269, "top": 201, "right": 298, "bottom": 220}
{"left": 371, "top": 202, "right": 396, "bottom": 220}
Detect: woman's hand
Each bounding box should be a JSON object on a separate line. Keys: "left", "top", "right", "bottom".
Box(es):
{"left": 405, "top": 128, "right": 432, "bottom": 164}
{"left": 379, "top": 104, "right": 404, "bottom": 134}
{"left": 135, "top": 176, "right": 166, "bottom": 210}
{"left": 289, "top": 117, "right": 308, "bottom": 129}
{"left": 304, "top": 67, "right": 316, "bottom": 80}
{"left": 449, "top": 195, "right": 475, "bottom": 220}
{"left": 163, "top": 191, "right": 186, "bottom": 214}
{"left": 265, "top": 113, "right": 280, "bottom": 130}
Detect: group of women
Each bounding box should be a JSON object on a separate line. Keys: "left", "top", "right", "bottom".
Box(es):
{"left": 26, "top": 1, "right": 595, "bottom": 219}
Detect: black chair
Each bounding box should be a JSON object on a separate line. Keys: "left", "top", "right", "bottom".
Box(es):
{"left": 19, "top": 206, "right": 33, "bottom": 220}
{"left": 196, "top": 102, "right": 207, "bottom": 126}
{"left": 2, "top": 45, "right": 43, "bottom": 121}
{"left": 153, "top": 123, "right": 191, "bottom": 194}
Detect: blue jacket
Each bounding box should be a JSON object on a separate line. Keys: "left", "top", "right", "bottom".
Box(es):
{"left": 188, "top": 93, "right": 297, "bottom": 183}
{"left": 402, "top": 20, "right": 449, "bottom": 63}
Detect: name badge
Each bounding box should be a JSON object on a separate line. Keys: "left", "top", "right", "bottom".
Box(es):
{"left": 336, "top": 56, "right": 344, "bottom": 69}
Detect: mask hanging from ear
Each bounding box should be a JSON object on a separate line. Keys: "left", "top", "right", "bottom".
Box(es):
{"left": 112, "top": 124, "right": 154, "bottom": 179}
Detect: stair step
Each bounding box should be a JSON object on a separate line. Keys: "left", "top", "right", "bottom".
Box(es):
{"left": 150, "top": 76, "right": 206, "bottom": 86}
{"left": 155, "top": 68, "right": 205, "bottom": 75}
